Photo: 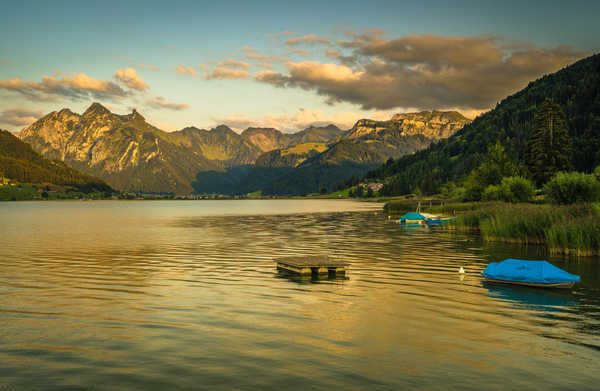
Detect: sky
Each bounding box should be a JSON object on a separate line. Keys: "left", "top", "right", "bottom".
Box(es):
{"left": 0, "top": 0, "right": 598, "bottom": 133}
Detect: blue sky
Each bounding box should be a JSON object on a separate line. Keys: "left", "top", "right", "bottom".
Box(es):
{"left": 1, "top": 0, "right": 598, "bottom": 132}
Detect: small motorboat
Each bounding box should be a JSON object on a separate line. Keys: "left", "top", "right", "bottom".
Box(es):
{"left": 482, "top": 259, "right": 580, "bottom": 288}
{"left": 425, "top": 216, "right": 456, "bottom": 226}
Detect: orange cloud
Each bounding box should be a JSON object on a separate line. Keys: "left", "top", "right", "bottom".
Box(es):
{"left": 114, "top": 67, "right": 149, "bottom": 91}
{"left": 145, "top": 96, "right": 189, "bottom": 111}
{"left": 138, "top": 63, "right": 160, "bottom": 71}
{"left": 175, "top": 64, "right": 197, "bottom": 75}
{"left": 217, "top": 59, "right": 251, "bottom": 69}
{"left": 285, "top": 34, "right": 330, "bottom": 46}
{"left": 0, "top": 73, "right": 129, "bottom": 102}
{"left": 203, "top": 67, "right": 250, "bottom": 80}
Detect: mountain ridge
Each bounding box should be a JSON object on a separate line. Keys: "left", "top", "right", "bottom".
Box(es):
{"left": 19, "top": 103, "right": 471, "bottom": 194}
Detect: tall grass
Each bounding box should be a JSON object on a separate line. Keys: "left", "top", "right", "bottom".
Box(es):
{"left": 452, "top": 202, "right": 600, "bottom": 256}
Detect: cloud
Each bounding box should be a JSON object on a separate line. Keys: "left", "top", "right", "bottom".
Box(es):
{"left": 257, "top": 62, "right": 273, "bottom": 70}
{"left": 212, "top": 108, "right": 397, "bottom": 132}
{"left": 0, "top": 107, "right": 44, "bottom": 127}
{"left": 244, "top": 53, "right": 271, "bottom": 62}
{"left": 203, "top": 67, "right": 250, "bottom": 80}
{"left": 138, "top": 63, "right": 160, "bottom": 71}
{"left": 256, "top": 34, "right": 587, "bottom": 111}
{"left": 175, "top": 64, "right": 197, "bottom": 75}
{"left": 145, "top": 96, "right": 189, "bottom": 111}
{"left": 266, "top": 31, "right": 295, "bottom": 39}
{"left": 256, "top": 62, "right": 363, "bottom": 86}
{"left": 241, "top": 45, "right": 256, "bottom": 52}
{"left": 114, "top": 67, "right": 149, "bottom": 92}
{"left": 287, "top": 48, "right": 312, "bottom": 57}
{"left": 285, "top": 34, "right": 330, "bottom": 46}
{"left": 243, "top": 53, "right": 290, "bottom": 70}
{"left": 217, "top": 59, "right": 251, "bottom": 69}
{"left": 0, "top": 73, "right": 129, "bottom": 102}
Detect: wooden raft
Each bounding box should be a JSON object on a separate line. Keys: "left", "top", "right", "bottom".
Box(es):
{"left": 275, "top": 255, "right": 348, "bottom": 276}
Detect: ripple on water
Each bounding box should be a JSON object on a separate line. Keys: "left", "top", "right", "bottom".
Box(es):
{"left": 0, "top": 200, "right": 599, "bottom": 390}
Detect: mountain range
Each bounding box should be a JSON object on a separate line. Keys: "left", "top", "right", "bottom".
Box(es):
{"left": 18, "top": 102, "right": 470, "bottom": 195}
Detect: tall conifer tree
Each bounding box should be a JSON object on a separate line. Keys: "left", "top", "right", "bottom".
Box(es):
{"left": 527, "top": 98, "right": 572, "bottom": 186}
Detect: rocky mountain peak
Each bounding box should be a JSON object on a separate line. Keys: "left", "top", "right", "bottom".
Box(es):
{"left": 57, "top": 108, "right": 76, "bottom": 117}
{"left": 212, "top": 125, "right": 236, "bottom": 135}
{"left": 346, "top": 111, "right": 471, "bottom": 140}
{"left": 129, "top": 108, "right": 145, "bottom": 122}
{"left": 83, "top": 102, "right": 111, "bottom": 117}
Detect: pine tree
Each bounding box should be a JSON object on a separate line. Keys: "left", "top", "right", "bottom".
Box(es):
{"left": 527, "top": 98, "right": 572, "bottom": 186}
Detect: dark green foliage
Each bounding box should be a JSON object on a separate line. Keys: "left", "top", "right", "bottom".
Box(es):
{"left": 192, "top": 166, "right": 293, "bottom": 195}
{"left": 191, "top": 162, "right": 376, "bottom": 196}
{"left": 464, "top": 143, "right": 519, "bottom": 201}
{"left": 543, "top": 171, "right": 600, "bottom": 204}
{"left": 261, "top": 163, "right": 376, "bottom": 196}
{"left": 0, "top": 129, "right": 113, "bottom": 193}
{"left": 527, "top": 98, "right": 572, "bottom": 185}
{"left": 482, "top": 176, "right": 535, "bottom": 203}
{"left": 370, "top": 54, "right": 600, "bottom": 195}
{"left": 0, "top": 184, "right": 39, "bottom": 201}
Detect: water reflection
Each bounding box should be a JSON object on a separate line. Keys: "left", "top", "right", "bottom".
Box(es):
{"left": 1, "top": 200, "right": 599, "bottom": 390}
{"left": 484, "top": 283, "right": 578, "bottom": 310}
{"left": 275, "top": 269, "right": 350, "bottom": 284}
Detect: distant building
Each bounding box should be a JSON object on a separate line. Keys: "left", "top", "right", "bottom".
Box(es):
{"left": 359, "top": 182, "right": 383, "bottom": 192}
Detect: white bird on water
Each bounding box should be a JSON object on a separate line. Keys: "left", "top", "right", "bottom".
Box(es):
{"left": 459, "top": 267, "right": 465, "bottom": 274}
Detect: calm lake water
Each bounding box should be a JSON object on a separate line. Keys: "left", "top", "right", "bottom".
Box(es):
{"left": 1, "top": 200, "right": 599, "bottom": 390}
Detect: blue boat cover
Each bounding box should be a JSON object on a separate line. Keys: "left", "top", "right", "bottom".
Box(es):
{"left": 482, "top": 259, "right": 580, "bottom": 284}
{"left": 401, "top": 212, "right": 426, "bottom": 221}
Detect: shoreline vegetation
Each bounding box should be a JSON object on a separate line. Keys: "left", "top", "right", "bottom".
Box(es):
{"left": 385, "top": 199, "right": 600, "bottom": 257}
{"left": 0, "top": 182, "right": 378, "bottom": 201}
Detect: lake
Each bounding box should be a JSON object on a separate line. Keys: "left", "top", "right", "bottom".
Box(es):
{"left": 1, "top": 200, "right": 599, "bottom": 390}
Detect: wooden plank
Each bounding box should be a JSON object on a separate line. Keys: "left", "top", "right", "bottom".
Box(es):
{"left": 274, "top": 255, "right": 347, "bottom": 268}
{"left": 277, "top": 264, "right": 312, "bottom": 275}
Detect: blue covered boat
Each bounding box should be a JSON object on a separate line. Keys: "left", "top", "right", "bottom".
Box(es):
{"left": 482, "top": 259, "right": 580, "bottom": 288}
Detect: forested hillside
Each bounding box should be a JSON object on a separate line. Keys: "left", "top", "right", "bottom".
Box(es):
{"left": 368, "top": 54, "right": 600, "bottom": 195}
{"left": 0, "top": 129, "right": 113, "bottom": 192}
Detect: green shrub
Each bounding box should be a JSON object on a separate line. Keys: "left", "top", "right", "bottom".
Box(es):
{"left": 543, "top": 171, "right": 600, "bottom": 204}
{"left": 481, "top": 177, "right": 535, "bottom": 203}
{"left": 502, "top": 176, "right": 535, "bottom": 203}
{"left": 482, "top": 184, "right": 503, "bottom": 202}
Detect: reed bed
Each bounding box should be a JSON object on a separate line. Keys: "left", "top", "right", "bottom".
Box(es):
{"left": 452, "top": 203, "right": 600, "bottom": 256}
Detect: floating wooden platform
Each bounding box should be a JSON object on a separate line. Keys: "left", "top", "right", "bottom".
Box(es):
{"left": 275, "top": 255, "right": 348, "bottom": 276}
